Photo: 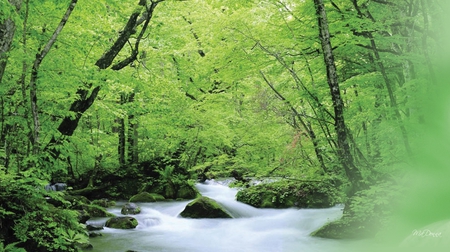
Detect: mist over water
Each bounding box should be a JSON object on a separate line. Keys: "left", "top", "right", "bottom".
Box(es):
{"left": 88, "top": 180, "right": 351, "bottom": 252}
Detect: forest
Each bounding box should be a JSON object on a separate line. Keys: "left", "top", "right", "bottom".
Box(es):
{"left": 1, "top": 0, "right": 449, "bottom": 251}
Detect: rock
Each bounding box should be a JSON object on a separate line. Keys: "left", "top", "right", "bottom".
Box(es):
{"left": 179, "top": 196, "right": 232, "bottom": 219}
{"left": 121, "top": 203, "right": 141, "bottom": 215}
{"left": 89, "top": 232, "right": 103, "bottom": 238}
{"left": 76, "top": 242, "right": 93, "bottom": 250}
{"left": 236, "top": 180, "right": 338, "bottom": 209}
{"left": 45, "top": 183, "right": 67, "bottom": 191}
{"left": 105, "top": 217, "right": 138, "bottom": 229}
{"left": 86, "top": 224, "right": 104, "bottom": 231}
{"left": 77, "top": 209, "right": 91, "bottom": 224}
{"left": 83, "top": 204, "right": 114, "bottom": 218}
{"left": 129, "top": 192, "right": 165, "bottom": 202}
{"left": 91, "top": 199, "right": 115, "bottom": 208}
{"left": 176, "top": 184, "right": 198, "bottom": 199}
{"left": 64, "top": 195, "right": 91, "bottom": 210}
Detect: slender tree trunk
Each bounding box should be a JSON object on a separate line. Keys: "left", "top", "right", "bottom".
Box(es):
{"left": 313, "top": 0, "right": 364, "bottom": 192}
{"left": 118, "top": 94, "right": 126, "bottom": 168}
{"left": 0, "top": 0, "right": 23, "bottom": 84}
{"left": 260, "top": 71, "right": 328, "bottom": 174}
{"left": 369, "top": 38, "right": 412, "bottom": 155}
{"left": 46, "top": 0, "right": 163, "bottom": 160}
{"left": 127, "top": 93, "right": 138, "bottom": 165}
{"left": 28, "top": 0, "right": 78, "bottom": 154}
{"left": 420, "top": 0, "right": 436, "bottom": 85}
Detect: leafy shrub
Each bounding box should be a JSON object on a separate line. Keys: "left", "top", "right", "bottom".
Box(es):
{"left": 0, "top": 169, "right": 87, "bottom": 251}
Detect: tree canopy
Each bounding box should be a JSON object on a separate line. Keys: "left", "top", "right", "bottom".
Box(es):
{"left": 1, "top": 0, "right": 448, "bottom": 250}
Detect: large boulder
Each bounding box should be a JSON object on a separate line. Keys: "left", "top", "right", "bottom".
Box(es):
{"left": 176, "top": 184, "right": 199, "bottom": 199}
{"left": 236, "top": 180, "right": 340, "bottom": 209}
{"left": 121, "top": 203, "right": 141, "bottom": 215}
{"left": 105, "top": 217, "right": 138, "bottom": 229}
{"left": 179, "top": 196, "right": 232, "bottom": 218}
{"left": 129, "top": 192, "right": 165, "bottom": 202}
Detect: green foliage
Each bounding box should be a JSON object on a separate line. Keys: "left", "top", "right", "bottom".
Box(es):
{"left": 0, "top": 169, "right": 86, "bottom": 251}
{"left": 312, "top": 180, "right": 402, "bottom": 239}
{"left": 236, "top": 178, "right": 343, "bottom": 209}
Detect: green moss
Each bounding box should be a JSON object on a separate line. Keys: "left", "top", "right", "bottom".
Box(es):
{"left": 176, "top": 184, "right": 199, "bottom": 199}
{"left": 105, "top": 217, "right": 138, "bottom": 229}
{"left": 129, "top": 192, "right": 165, "bottom": 202}
{"left": 91, "top": 199, "right": 116, "bottom": 207}
{"left": 83, "top": 204, "right": 114, "bottom": 218}
{"left": 236, "top": 179, "right": 341, "bottom": 209}
{"left": 179, "top": 196, "right": 232, "bottom": 218}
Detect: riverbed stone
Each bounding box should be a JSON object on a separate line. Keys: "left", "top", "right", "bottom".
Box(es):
{"left": 179, "top": 196, "right": 232, "bottom": 218}
{"left": 129, "top": 192, "right": 165, "bottom": 202}
{"left": 121, "top": 202, "right": 141, "bottom": 215}
{"left": 86, "top": 223, "right": 104, "bottom": 231}
{"left": 105, "top": 217, "right": 138, "bottom": 229}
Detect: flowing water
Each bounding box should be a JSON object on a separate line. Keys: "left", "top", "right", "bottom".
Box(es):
{"left": 87, "top": 180, "right": 353, "bottom": 252}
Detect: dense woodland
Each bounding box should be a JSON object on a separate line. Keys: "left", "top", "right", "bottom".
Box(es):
{"left": 1, "top": 0, "right": 449, "bottom": 251}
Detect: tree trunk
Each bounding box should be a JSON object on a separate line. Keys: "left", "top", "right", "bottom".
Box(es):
{"left": 118, "top": 94, "right": 126, "bottom": 168}
{"left": 127, "top": 93, "right": 138, "bottom": 165}
{"left": 0, "top": 0, "right": 23, "bottom": 84}
{"left": 46, "top": 1, "right": 162, "bottom": 161}
{"left": 313, "top": 0, "right": 364, "bottom": 193}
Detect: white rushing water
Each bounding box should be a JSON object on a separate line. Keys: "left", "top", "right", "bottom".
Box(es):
{"left": 88, "top": 180, "right": 349, "bottom": 252}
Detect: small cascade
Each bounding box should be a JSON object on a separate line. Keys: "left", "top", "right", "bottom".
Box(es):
{"left": 89, "top": 179, "right": 346, "bottom": 252}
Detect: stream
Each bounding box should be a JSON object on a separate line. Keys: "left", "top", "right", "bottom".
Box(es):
{"left": 87, "top": 180, "right": 355, "bottom": 252}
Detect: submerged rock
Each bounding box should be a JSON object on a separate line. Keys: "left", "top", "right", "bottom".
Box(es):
{"left": 105, "top": 217, "right": 138, "bottom": 229}
{"left": 129, "top": 192, "right": 165, "bottom": 202}
{"left": 86, "top": 224, "right": 104, "bottom": 231}
{"left": 179, "top": 196, "right": 232, "bottom": 218}
{"left": 121, "top": 203, "right": 141, "bottom": 215}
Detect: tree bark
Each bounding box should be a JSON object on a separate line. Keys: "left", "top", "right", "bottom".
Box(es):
{"left": 313, "top": 0, "right": 364, "bottom": 193}
{"left": 127, "top": 93, "right": 138, "bottom": 165}
{"left": 0, "top": 0, "right": 23, "bottom": 84}
{"left": 29, "top": 0, "right": 78, "bottom": 154}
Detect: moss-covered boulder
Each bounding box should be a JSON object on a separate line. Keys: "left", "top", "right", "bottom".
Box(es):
{"left": 121, "top": 203, "right": 141, "bottom": 215}
{"left": 105, "top": 217, "right": 138, "bottom": 229}
{"left": 76, "top": 209, "right": 91, "bottom": 224}
{"left": 236, "top": 180, "right": 340, "bottom": 209}
{"left": 179, "top": 196, "right": 232, "bottom": 218}
{"left": 176, "top": 184, "right": 199, "bottom": 199}
{"left": 83, "top": 204, "right": 115, "bottom": 218}
{"left": 129, "top": 192, "right": 165, "bottom": 202}
{"left": 91, "top": 199, "right": 115, "bottom": 208}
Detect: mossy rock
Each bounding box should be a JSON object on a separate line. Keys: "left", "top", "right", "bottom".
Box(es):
{"left": 83, "top": 204, "right": 115, "bottom": 218}
{"left": 311, "top": 218, "right": 377, "bottom": 239}
{"left": 176, "top": 184, "right": 199, "bottom": 199}
{"left": 77, "top": 209, "right": 91, "bottom": 224}
{"left": 179, "top": 196, "right": 232, "bottom": 219}
{"left": 105, "top": 217, "right": 138, "bottom": 229}
{"left": 236, "top": 180, "right": 339, "bottom": 209}
{"left": 121, "top": 203, "right": 141, "bottom": 215}
{"left": 129, "top": 192, "right": 165, "bottom": 202}
{"left": 64, "top": 195, "right": 91, "bottom": 210}
{"left": 91, "top": 199, "right": 116, "bottom": 208}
